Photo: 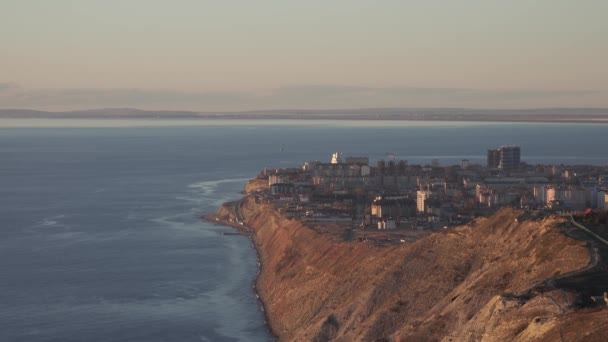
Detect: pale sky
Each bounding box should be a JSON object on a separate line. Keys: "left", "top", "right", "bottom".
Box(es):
{"left": 1, "top": 0, "right": 607, "bottom": 111}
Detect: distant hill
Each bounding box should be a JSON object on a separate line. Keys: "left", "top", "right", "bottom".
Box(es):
{"left": 1, "top": 107, "right": 608, "bottom": 123}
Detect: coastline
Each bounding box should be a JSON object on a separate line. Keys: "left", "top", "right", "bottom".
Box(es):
{"left": 204, "top": 178, "right": 608, "bottom": 341}
{"left": 202, "top": 212, "right": 278, "bottom": 341}
{"left": 3, "top": 117, "right": 608, "bottom": 129}
{"left": 3, "top": 107, "right": 608, "bottom": 125}
{"left": 250, "top": 224, "right": 278, "bottom": 341}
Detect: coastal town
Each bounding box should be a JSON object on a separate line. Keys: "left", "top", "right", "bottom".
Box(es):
{"left": 209, "top": 145, "right": 608, "bottom": 339}
{"left": 235, "top": 146, "right": 608, "bottom": 243}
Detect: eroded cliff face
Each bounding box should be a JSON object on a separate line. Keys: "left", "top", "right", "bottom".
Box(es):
{"left": 220, "top": 195, "right": 607, "bottom": 341}
{"left": 244, "top": 178, "right": 268, "bottom": 194}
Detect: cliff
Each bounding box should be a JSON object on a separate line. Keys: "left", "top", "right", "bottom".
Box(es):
{"left": 218, "top": 193, "right": 608, "bottom": 341}
{"left": 245, "top": 178, "right": 268, "bottom": 194}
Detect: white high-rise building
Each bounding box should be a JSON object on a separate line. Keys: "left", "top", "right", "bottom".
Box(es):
{"left": 417, "top": 190, "right": 430, "bottom": 213}
{"left": 597, "top": 191, "right": 608, "bottom": 209}
{"left": 330, "top": 152, "right": 342, "bottom": 164}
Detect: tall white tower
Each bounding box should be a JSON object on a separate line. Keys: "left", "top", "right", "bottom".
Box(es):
{"left": 331, "top": 152, "right": 342, "bottom": 164}
{"left": 417, "top": 190, "right": 430, "bottom": 213}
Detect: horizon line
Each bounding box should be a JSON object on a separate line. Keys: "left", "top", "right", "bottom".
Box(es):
{"left": 2, "top": 106, "right": 608, "bottom": 114}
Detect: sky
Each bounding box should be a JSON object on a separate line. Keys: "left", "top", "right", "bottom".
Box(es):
{"left": 1, "top": 0, "right": 607, "bottom": 111}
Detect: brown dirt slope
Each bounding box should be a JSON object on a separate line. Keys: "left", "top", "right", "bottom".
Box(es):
{"left": 226, "top": 197, "right": 607, "bottom": 341}
{"left": 244, "top": 179, "right": 268, "bottom": 194}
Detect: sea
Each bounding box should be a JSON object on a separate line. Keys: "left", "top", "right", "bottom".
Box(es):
{"left": 1, "top": 119, "right": 607, "bottom": 342}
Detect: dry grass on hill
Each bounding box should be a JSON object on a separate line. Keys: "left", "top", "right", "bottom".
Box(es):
{"left": 222, "top": 195, "right": 607, "bottom": 341}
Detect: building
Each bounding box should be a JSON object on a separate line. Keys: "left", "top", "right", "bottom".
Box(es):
{"left": 302, "top": 160, "right": 320, "bottom": 171}
{"left": 417, "top": 190, "right": 431, "bottom": 213}
{"left": 487, "top": 149, "right": 501, "bottom": 168}
{"left": 487, "top": 145, "right": 521, "bottom": 171}
{"left": 345, "top": 156, "right": 369, "bottom": 166}
{"left": 330, "top": 152, "right": 342, "bottom": 164}
{"left": 602, "top": 192, "right": 608, "bottom": 209}
{"left": 269, "top": 174, "right": 290, "bottom": 186}
{"left": 534, "top": 185, "right": 588, "bottom": 210}
{"left": 377, "top": 160, "right": 386, "bottom": 174}
{"left": 371, "top": 196, "right": 416, "bottom": 218}
{"left": 499, "top": 145, "right": 521, "bottom": 171}
{"left": 377, "top": 219, "right": 396, "bottom": 230}
{"left": 270, "top": 183, "right": 295, "bottom": 195}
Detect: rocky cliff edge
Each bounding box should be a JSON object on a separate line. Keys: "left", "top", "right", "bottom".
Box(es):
{"left": 215, "top": 186, "right": 607, "bottom": 341}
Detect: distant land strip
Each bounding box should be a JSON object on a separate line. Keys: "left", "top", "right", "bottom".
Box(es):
{"left": 2, "top": 108, "right": 608, "bottom": 123}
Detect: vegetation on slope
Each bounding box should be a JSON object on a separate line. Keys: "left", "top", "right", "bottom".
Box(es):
{"left": 219, "top": 195, "right": 607, "bottom": 341}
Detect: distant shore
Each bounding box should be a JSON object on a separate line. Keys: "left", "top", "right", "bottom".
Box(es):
{"left": 2, "top": 107, "right": 608, "bottom": 124}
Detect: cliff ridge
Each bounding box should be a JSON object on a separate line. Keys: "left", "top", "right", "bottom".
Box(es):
{"left": 214, "top": 191, "right": 607, "bottom": 341}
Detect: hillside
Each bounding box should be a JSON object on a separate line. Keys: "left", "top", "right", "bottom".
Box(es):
{"left": 214, "top": 191, "right": 608, "bottom": 341}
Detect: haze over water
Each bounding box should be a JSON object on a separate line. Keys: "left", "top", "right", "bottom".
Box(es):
{"left": 1, "top": 122, "right": 607, "bottom": 341}
{"left": 3, "top": 2, "right": 607, "bottom": 110}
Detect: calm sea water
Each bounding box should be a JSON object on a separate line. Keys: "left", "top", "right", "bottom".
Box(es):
{"left": 1, "top": 121, "right": 607, "bottom": 341}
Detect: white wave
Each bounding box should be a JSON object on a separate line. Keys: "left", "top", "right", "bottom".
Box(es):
{"left": 150, "top": 213, "right": 187, "bottom": 227}
{"left": 36, "top": 215, "right": 68, "bottom": 228}
{"left": 41, "top": 219, "right": 58, "bottom": 226}
{"left": 187, "top": 177, "right": 249, "bottom": 196}
{"left": 149, "top": 213, "right": 217, "bottom": 236}
{"left": 174, "top": 195, "right": 204, "bottom": 204}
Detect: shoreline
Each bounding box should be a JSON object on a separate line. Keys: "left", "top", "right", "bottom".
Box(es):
{"left": 204, "top": 182, "right": 608, "bottom": 340}
{"left": 3, "top": 107, "right": 608, "bottom": 125}
{"left": 202, "top": 213, "right": 279, "bottom": 341}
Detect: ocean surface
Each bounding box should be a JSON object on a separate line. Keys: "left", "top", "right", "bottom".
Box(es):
{"left": 1, "top": 120, "right": 607, "bottom": 341}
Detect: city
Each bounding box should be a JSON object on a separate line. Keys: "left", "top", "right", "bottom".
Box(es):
{"left": 250, "top": 146, "right": 608, "bottom": 238}
{"left": 209, "top": 144, "right": 608, "bottom": 340}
